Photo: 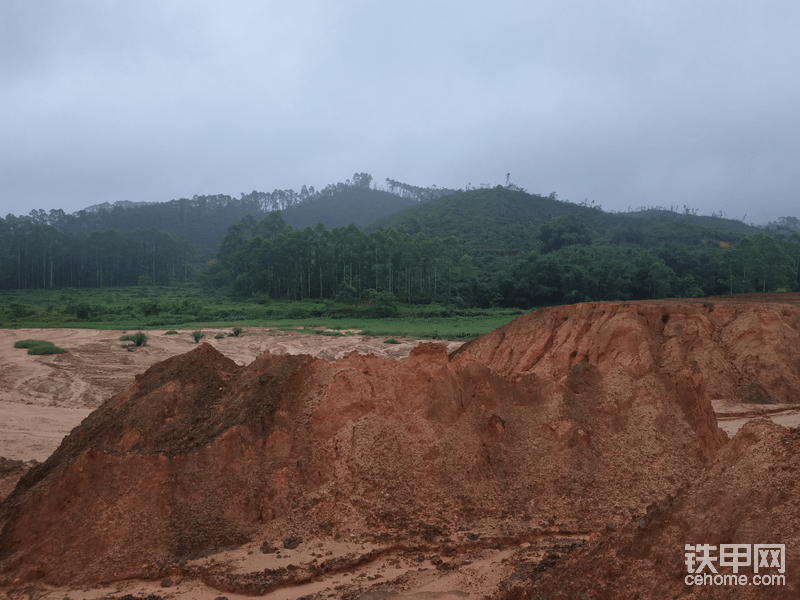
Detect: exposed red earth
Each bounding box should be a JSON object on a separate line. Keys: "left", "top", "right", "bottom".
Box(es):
{"left": 505, "top": 418, "right": 800, "bottom": 600}
{"left": 1, "top": 295, "right": 799, "bottom": 599}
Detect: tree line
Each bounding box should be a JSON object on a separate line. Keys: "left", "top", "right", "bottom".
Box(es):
{"left": 205, "top": 213, "right": 464, "bottom": 303}
{"left": 204, "top": 208, "right": 800, "bottom": 309}
{"left": 0, "top": 215, "right": 196, "bottom": 290}
{"left": 483, "top": 225, "right": 800, "bottom": 308}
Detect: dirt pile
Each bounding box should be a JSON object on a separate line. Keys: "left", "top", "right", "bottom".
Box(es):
{"left": 454, "top": 300, "right": 800, "bottom": 407}
{"left": 506, "top": 419, "right": 800, "bottom": 599}
{"left": 1, "top": 300, "right": 798, "bottom": 594}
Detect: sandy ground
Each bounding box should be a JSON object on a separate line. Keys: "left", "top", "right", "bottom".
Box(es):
{"left": 1, "top": 533, "right": 588, "bottom": 600}
{"left": 712, "top": 399, "right": 800, "bottom": 437}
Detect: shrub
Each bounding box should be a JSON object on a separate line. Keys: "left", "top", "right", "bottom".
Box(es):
{"left": 214, "top": 333, "right": 225, "bottom": 339}
{"left": 14, "top": 339, "right": 68, "bottom": 355}
{"left": 384, "top": 338, "right": 401, "bottom": 344}
{"left": 232, "top": 327, "right": 243, "bottom": 337}
{"left": 165, "top": 330, "right": 179, "bottom": 335}
{"left": 8, "top": 302, "right": 34, "bottom": 319}
{"left": 71, "top": 302, "right": 93, "bottom": 320}
{"left": 119, "top": 332, "right": 147, "bottom": 347}
{"left": 192, "top": 330, "right": 205, "bottom": 343}
{"left": 139, "top": 299, "right": 160, "bottom": 317}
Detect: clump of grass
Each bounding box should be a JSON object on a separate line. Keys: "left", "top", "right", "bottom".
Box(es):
{"left": 214, "top": 333, "right": 225, "bottom": 339}
{"left": 119, "top": 332, "right": 147, "bottom": 347}
{"left": 383, "top": 338, "right": 401, "bottom": 344}
{"left": 192, "top": 330, "right": 205, "bottom": 343}
{"left": 318, "top": 330, "right": 344, "bottom": 337}
{"left": 232, "top": 326, "right": 243, "bottom": 336}
{"left": 14, "top": 339, "right": 68, "bottom": 355}
{"left": 165, "top": 330, "right": 179, "bottom": 335}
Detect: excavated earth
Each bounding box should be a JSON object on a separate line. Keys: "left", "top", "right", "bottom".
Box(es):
{"left": 1, "top": 295, "right": 800, "bottom": 599}
{"left": 502, "top": 418, "right": 800, "bottom": 600}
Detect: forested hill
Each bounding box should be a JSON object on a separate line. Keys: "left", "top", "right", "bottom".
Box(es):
{"left": 24, "top": 174, "right": 453, "bottom": 260}
{"left": 7, "top": 173, "right": 799, "bottom": 306}
{"left": 208, "top": 183, "right": 799, "bottom": 309}
{"left": 373, "top": 186, "right": 763, "bottom": 259}
{"left": 374, "top": 187, "right": 596, "bottom": 258}
{"left": 279, "top": 186, "right": 417, "bottom": 230}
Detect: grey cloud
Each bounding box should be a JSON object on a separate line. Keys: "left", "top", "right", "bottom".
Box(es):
{"left": 1, "top": 0, "right": 799, "bottom": 223}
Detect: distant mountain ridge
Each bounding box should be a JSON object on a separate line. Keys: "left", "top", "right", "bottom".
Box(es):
{"left": 22, "top": 174, "right": 453, "bottom": 259}
{"left": 18, "top": 175, "right": 768, "bottom": 262}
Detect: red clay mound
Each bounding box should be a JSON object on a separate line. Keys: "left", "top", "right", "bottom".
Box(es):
{"left": 455, "top": 301, "right": 800, "bottom": 407}
{"left": 508, "top": 419, "right": 800, "bottom": 599}
{"left": 1, "top": 299, "right": 777, "bottom": 589}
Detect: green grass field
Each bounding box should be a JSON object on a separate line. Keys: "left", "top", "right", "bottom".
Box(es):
{"left": 0, "top": 286, "right": 529, "bottom": 339}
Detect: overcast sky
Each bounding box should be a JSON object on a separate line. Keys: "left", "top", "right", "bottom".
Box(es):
{"left": 2, "top": 0, "right": 799, "bottom": 224}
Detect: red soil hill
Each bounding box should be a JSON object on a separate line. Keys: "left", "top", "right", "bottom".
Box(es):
{"left": 2, "top": 300, "right": 798, "bottom": 589}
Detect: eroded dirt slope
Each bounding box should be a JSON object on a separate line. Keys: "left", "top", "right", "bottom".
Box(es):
{"left": 506, "top": 419, "right": 800, "bottom": 600}
{"left": 0, "top": 305, "right": 729, "bottom": 591}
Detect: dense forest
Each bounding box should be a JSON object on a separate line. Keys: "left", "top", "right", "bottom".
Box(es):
{"left": 0, "top": 216, "right": 196, "bottom": 289}
{"left": 208, "top": 186, "right": 800, "bottom": 308}
{"left": 205, "top": 212, "right": 463, "bottom": 303}
{"left": 3, "top": 174, "right": 799, "bottom": 309}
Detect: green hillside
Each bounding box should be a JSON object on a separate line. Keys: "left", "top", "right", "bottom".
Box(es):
{"left": 373, "top": 187, "right": 585, "bottom": 257}
{"left": 373, "top": 185, "right": 762, "bottom": 258}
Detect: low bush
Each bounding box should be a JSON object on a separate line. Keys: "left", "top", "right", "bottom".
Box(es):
{"left": 14, "top": 339, "right": 68, "bottom": 355}
{"left": 8, "top": 302, "right": 34, "bottom": 319}
{"left": 192, "top": 330, "right": 205, "bottom": 343}
{"left": 119, "top": 332, "right": 147, "bottom": 347}
{"left": 165, "top": 330, "right": 179, "bottom": 335}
